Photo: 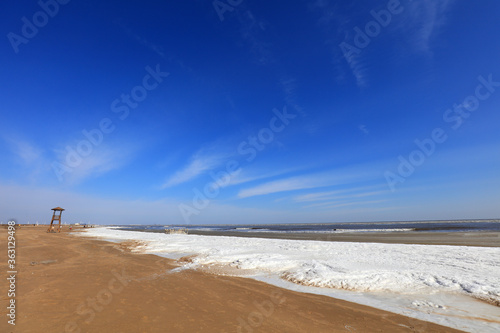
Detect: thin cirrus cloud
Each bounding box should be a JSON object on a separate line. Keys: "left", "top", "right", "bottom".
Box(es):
{"left": 238, "top": 10, "right": 273, "bottom": 65}
{"left": 332, "top": 0, "right": 454, "bottom": 86}
{"left": 227, "top": 165, "right": 305, "bottom": 187}
{"left": 161, "top": 143, "right": 232, "bottom": 189}
{"left": 405, "top": 0, "right": 454, "bottom": 54}
{"left": 295, "top": 186, "right": 389, "bottom": 209}
{"left": 237, "top": 166, "right": 379, "bottom": 198}
{"left": 2, "top": 136, "right": 42, "bottom": 166}
{"left": 303, "top": 199, "right": 388, "bottom": 210}
{"left": 14, "top": 141, "right": 42, "bottom": 165}
{"left": 310, "top": 0, "right": 369, "bottom": 87}
{"left": 2, "top": 135, "right": 136, "bottom": 185}
{"left": 343, "top": 55, "right": 368, "bottom": 88}
{"left": 2, "top": 137, "right": 48, "bottom": 183}
{"left": 293, "top": 186, "right": 387, "bottom": 203}
{"left": 238, "top": 175, "right": 325, "bottom": 198}
{"left": 52, "top": 142, "right": 137, "bottom": 185}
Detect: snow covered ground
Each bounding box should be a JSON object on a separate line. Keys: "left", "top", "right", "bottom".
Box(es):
{"left": 77, "top": 227, "right": 500, "bottom": 332}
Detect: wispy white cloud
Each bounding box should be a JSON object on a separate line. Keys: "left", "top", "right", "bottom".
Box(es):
{"left": 294, "top": 186, "right": 386, "bottom": 203}
{"left": 162, "top": 154, "right": 222, "bottom": 188}
{"left": 280, "top": 77, "right": 306, "bottom": 116}
{"left": 162, "top": 142, "right": 232, "bottom": 188}
{"left": 303, "top": 199, "right": 387, "bottom": 210}
{"left": 1, "top": 136, "right": 49, "bottom": 182}
{"left": 238, "top": 176, "right": 319, "bottom": 198}
{"left": 309, "top": 0, "right": 348, "bottom": 27}
{"left": 342, "top": 53, "right": 368, "bottom": 87}
{"left": 238, "top": 165, "right": 380, "bottom": 198}
{"left": 2, "top": 135, "right": 43, "bottom": 165}
{"left": 115, "top": 19, "right": 169, "bottom": 60}
{"left": 238, "top": 10, "right": 273, "bottom": 65}
{"left": 0, "top": 132, "right": 140, "bottom": 186}
{"left": 405, "top": 0, "right": 454, "bottom": 54}
{"left": 310, "top": 0, "right": 369, "bottom": 87}
{"left": 316, "top": 0, "right": 454, "bottom": 87}
{"left": 289, "top": 184, "right": 388, "bottom": 211}
{"left": 53, "top": 143, "right": 136, "bottom": 185}
{"left": 228, "top": 166, "right": 304, "bottom": 187}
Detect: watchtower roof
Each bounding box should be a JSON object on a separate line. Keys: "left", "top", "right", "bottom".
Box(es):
{"left": 51, "top": 207, "right": 65, "bottom": 211}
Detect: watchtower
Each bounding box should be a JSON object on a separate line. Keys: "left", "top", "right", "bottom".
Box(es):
{"left": 47, "top": 207, "right": 65, "bottom": 233}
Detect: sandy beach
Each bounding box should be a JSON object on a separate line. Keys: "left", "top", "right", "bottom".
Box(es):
{"left": 0, "top": 226, "right": 469, "bottom": 333}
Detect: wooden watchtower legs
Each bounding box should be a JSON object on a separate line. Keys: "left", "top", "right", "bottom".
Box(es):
{"left": 47, "top": 207, "right": 65, "bottom": 233}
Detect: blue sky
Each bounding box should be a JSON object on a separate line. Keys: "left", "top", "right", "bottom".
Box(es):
{"left": 1, "top": 0, "right": 499, "bottom": 225}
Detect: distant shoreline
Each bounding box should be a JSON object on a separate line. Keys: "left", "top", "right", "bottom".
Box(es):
{"left": 163, "top": 230, "right": 500, "bottom": 247}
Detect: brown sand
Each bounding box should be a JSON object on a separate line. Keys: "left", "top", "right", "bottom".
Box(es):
{"left": 0, "top": 226, "right": 466, "bottom": 333}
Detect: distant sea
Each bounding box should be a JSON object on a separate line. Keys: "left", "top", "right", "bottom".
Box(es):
{"left": 116, "top": 219, "right": 500, "bottom": 234}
